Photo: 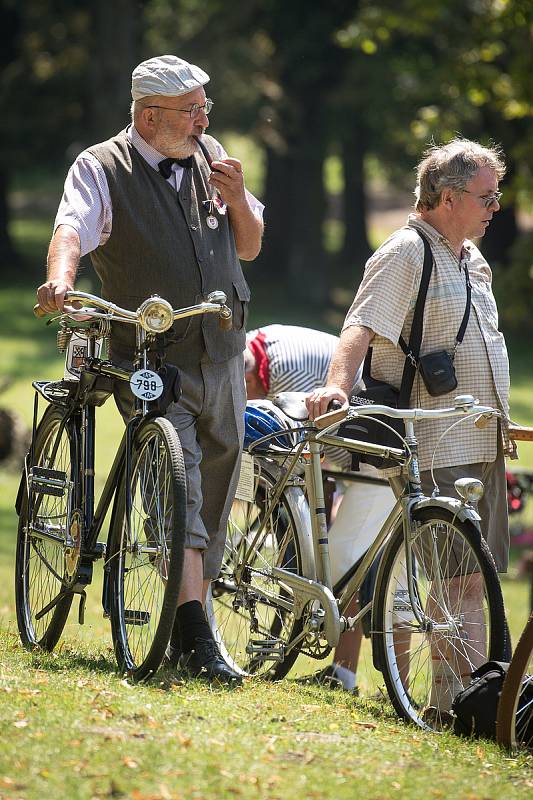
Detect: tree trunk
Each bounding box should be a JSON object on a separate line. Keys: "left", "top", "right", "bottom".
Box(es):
{"left": 478, "top": 205, "right": 519, "bottom": 269}
{"left": 89, "top": 0, "right": 144, "bottom": 141}
{"left": 286, "top": 133, "right": 328, "bottom": 304}
{"left": 254, "top": 146, "right": 293, "bottom": 282}
{"left": 340, "top": 131, "right": 372, "bottom": 276}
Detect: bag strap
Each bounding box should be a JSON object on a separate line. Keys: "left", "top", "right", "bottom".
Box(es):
{"left": 397, "top": 231, "right": 433, "bottom": 406}
{"left": 454, "top": 262, "right": 471, "bottom": 353}
{"left": 362, "top": 230, "right": 433, "bottom": 404}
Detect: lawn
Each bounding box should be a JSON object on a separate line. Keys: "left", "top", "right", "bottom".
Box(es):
{"left": 0, "top": 222, "right": 532, "bottom": 798}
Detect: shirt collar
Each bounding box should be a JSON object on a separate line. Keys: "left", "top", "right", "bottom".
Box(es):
{"left": 407, "top": 213, "right": 472, "bottom": 262}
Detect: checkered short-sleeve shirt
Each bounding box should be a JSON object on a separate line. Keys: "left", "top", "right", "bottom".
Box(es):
{"left": 343, "top": 215, "right": 511, "bottom": 473}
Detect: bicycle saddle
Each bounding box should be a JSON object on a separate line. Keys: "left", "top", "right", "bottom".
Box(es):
{"left": 272, "top": 392, "right": 309, "bottom": 421}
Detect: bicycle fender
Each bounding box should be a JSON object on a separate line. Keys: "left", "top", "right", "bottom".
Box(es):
{"left": 412, "top": 495, "right": 481, "bottom": 529}
{"left": 284, "top": 486, "right": 316, "bottom": 581}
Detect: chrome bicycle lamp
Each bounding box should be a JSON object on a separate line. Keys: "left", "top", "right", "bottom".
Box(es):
{"left": 454, "top": 477, "right": 484, "bottom": 505}
{"left": 138, "top": 296, "right": 174, "bottom": 334}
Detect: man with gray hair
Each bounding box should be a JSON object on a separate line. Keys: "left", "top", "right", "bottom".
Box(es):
{"left": 306, "top": 137, "right": 513, "bottom": 715}
{"left": 37, "top": 55, "right": 264, "bottom": 686}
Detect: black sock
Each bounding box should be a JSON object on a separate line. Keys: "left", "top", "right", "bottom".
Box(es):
{"left": 176, "top": 600, "right": 213, "bottom": 653}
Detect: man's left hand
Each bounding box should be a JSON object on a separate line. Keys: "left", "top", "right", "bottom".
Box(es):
{"left": 209, "top": 159, "right": 246, "bottom": 208}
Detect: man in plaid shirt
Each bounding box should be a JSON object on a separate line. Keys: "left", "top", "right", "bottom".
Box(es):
{"left": 307, "top": 137, "right": 512, "bottom": 712}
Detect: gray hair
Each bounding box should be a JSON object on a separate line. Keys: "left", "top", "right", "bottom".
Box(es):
{"left": 414, "top": 137, "right": 506, "bottom": 211}
{"left": 130, "top": 96, "right": 159, "bottom": 122}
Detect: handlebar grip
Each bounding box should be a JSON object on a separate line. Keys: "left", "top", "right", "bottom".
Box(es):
{"left": 328, "top": 399, "right": 343, "bottom": 412}
{"left": 218, "top": 308, "right": 233, "bottom": 331}
{"left": 509, "top": 424, "right": 533, "bottom": 442}
{"left": 315, "top": 406, "right": 348, "bottom": 430}
{"left": 33, "top": 304, "right": 47, "bottom": 318}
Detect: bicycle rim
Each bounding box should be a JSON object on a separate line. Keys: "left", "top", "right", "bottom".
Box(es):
{"left": 374, "top": 506, "right": 506, "bottom": 731}
{"left": 15, "top": 406, "right": 74, "bottom": 649}
{"left": 109, "top": 417, "right": 186, "bottom": 681}
{"left": 497, "top": 613, "right": 533, "bottom": 751}
{"left": 207, "top": 467, "right": 304, "bottom": 678}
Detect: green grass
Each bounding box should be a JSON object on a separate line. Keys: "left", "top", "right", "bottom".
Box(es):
{"left": 1, "top": 220, "right": 532, "bottom": 796}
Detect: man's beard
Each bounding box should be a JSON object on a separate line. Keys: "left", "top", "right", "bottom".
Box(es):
{"left": 153, "top": 131, "right": 199, "bottom": 158}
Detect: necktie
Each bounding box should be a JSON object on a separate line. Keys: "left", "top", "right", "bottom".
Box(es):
{"left": 158, "top": 156, "right": 194, "bottom": 179}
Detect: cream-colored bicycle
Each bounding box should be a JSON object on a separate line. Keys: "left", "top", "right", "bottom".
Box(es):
{"left": 208, "top": 393, "right": 508, "bottom": 731}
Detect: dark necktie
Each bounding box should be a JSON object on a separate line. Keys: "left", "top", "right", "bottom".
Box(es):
{"left": 158, "top": 156, "right": 194, "bottom": 179}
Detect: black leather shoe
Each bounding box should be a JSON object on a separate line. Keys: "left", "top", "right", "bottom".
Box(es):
{"left": 179, "top": 638, "right": 243, "bottom": 687}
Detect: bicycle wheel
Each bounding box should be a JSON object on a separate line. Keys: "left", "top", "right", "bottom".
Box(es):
{"left": 108, "top": 417, "right": 186, "bottom": 682}
{"left": 15, "top": 405, "right": 76, "bottom": 649}
{"left": 497, "top": 613, "right": 533, "bottom": 751}
{"left": 374, "top": 506, "right": 506, "bottom": 732}
{"left": 206, "top": 463, "right": 308, "bottom": 678}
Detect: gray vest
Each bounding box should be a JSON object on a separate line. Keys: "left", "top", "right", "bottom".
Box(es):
{"left": 88, "top": 130, "right": 250, "bottom": 366}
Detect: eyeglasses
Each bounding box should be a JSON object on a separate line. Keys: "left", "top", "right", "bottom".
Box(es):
{"left": 145, "top": 99, "right": 214, "bottom": 118}
{"left": 462, "top": 189, "right": 502, "bottom": 209}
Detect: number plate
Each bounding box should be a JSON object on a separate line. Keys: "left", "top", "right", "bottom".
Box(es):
{"left": 130, "top": 369, "right": 164, "bottom": 401}
{"left": 63, "top": 334, "right": 103, "bottom": 381}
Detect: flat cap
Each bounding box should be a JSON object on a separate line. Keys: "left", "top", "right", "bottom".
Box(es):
{"left": 131, "top": 55, "right": 210, "bottom": 100}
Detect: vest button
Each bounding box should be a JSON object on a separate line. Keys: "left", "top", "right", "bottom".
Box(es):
{"left": 190, "top": 224, "right": 198, "bottom": 231}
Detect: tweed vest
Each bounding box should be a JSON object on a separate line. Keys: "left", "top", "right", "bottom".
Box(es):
{"left": 87, "top": 130, "right": 250, "bottom": 365}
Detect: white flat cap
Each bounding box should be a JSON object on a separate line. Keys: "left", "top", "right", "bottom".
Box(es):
{"left": 131, "top": 55, "right": 210, "bottom": 100}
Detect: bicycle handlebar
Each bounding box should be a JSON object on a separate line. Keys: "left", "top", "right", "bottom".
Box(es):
{"left": 314, "top": 394, "right": 499, "bottom": 431}
{"left": 34, "top": 290, "right": 233, "bottom": 332}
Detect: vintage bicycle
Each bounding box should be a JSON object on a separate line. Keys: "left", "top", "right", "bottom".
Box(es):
{"left": 14, "top": 289, "right": 231, "bottom": 681}
{"left": 207, "top": 393, "right": 508, "bottom": 731}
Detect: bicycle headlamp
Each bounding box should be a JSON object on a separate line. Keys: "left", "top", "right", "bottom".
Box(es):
{"left": 138, "top": 297, "right": 174, "bottom": 334}
{"left": 454, "top": 477, "right": 484, "bottom": 505}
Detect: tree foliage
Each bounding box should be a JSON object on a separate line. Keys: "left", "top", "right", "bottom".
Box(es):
{"left": 2, "top": 0, "right": 532, "bottom": 324}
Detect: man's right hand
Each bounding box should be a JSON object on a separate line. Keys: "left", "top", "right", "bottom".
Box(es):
{"left": 36, "top": 279, "right": 73, "bottom": 313}
{"left": 306, "top": 387, "right": 349, "bottom": 420}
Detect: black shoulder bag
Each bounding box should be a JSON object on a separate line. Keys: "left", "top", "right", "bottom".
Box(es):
{"left": 339, "top": 231, "right": 433, "bottom": 469}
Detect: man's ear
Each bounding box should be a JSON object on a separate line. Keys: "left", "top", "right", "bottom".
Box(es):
{"left": 441, "top": 188, "right": 455, "bottom": 210}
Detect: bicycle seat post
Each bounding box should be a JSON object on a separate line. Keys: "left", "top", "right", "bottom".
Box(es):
{"left": 306, "top": 437, "right": 333, "bottom": 590}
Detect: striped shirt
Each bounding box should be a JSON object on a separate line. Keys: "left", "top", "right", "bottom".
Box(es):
{"left": 343, "top": 215, "right": 512, "bottom": 474}
{"left": 54, "top": 125, "right": 264, "bottom": 257}
{"left": 247, "top": 325, "right": 340, "bottom": 397}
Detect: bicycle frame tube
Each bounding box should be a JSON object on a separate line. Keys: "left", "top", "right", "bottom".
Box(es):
{"left": 305, "top": 442, "right": 332, "bottom": 589}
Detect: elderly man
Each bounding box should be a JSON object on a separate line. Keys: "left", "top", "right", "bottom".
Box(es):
{"left": 307, "top": 138, "right": 512, "bottom": 711}
{"left": 37, "top": 55, "right": 264, "bottom": 685}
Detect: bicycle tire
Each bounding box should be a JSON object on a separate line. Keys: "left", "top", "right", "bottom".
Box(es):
{"left": 374, "top": 506, "right": 506, "bottom": 732}
{"left": 206, "top": 462, "right": 308, "bottom": 678}
{"left": 497, "top": 613, "right": 533, "bottom": 751}
{"left": 15, "top": 405, "right": 76, "bottom": 650}
{"left": 108, "top": 417, "right": 186, "bottom": 682}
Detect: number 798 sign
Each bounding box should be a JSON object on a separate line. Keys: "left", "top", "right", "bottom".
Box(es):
{"left": 129, "top": 369, "right": 164, "bottom": 401}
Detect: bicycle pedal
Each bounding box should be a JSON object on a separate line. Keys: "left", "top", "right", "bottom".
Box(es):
{"left": 245, "top": 638, "right": 285, "bottom": 662}
{"left": 29, "top": 466, "right": 68, "bottom": 498}
{"left": 124, "top": 609, "right": 151, "bottom": 626}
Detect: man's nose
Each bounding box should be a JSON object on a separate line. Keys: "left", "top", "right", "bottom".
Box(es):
{"left": 197, "top": 108, "right": 209, "bottom": 128}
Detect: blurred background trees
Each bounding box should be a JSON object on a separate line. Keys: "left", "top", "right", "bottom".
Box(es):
{"left": 1, "top": 0, "right": 532, "bottom": 328}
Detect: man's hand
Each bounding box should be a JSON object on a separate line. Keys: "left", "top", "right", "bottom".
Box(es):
{"left": 306, "top": 387, "right": 349, "bottom": 420}
{"left": 208, "top": 158, "right": 246, "bottom": 208}
{"left": 36, "top": 279, "right": 73, "bottom": 313}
